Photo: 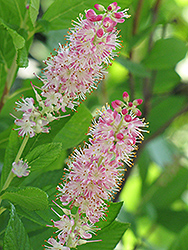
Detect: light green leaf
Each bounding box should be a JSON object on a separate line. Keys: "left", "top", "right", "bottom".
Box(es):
{"left": 0, "top": 129, "right": 22, "bottom": 189}
{"left": 2, "top": 186, "right": 49, "bottom": 211}
{"left": 17, "top": 45, "right": 29, "bottom": 67}
{"left": 53, "top": 104, "right": 92, "bottom": 149}
{"left": 25, "top": 143, "right": 62, "bottom": 171}
{"left": 143, "top": 38, "right": 187, "bottom": 70}
{"left": 4, "top": 204, "right": 32, "bottom": 250}
{"left": 29, "top": 0, "right": 40, "bottom": 26}
{"left": 0, "top": 18, "right": 25, "bottom": 49}
{"left": 147, "top": 167, "right": 188, "bottom": 209}
{"left": 117, "top": 56, "right": 151, "bottom": 77}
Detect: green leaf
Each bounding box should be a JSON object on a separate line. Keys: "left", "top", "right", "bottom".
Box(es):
{"left": 25, "top": 143, "right": 62, "bottom": 171}
{"left": 17, "top": 45, "right": 29, "bottom": 67}
{"left": 4, "top": 204, "right": 32, "bottom": 250}
{"left": 147, "top": 167, "right": 188, "bottom": 209}
{"left": 29, "top": 0, "right": 40, "bottom": 26}
{"left": 117, "top": 56, "right": 151, "bottom": 77}
{"left": 169, "top": 224, "right": 188, "bottom": 250}
{"left": 78, "top": 220, "right": 130, "bottom": 250}
{"left": 42, "top": 0, "right": 130, "bottom": 30}
{"left": 147, "top": 96, "right": 186, "bottom": 136}
{"left": 96, "top": 201, "right": 124, "bottom": 229}
{"left": 53, "top": 104, "right": 92, "bottom": 149}
{"left": 0, "top": 129, "right": 22, "bottom": 189}
{"left": 154, "top": 69, "right": 180, "bottom": 94}
{"left": 0, "top": 18, "right": 25, "bottom": 49}
{"left": 1, "top": 186, "right": 49, "bottom": 211}
{"left": 143, "top": 38, "right": 187, "bottom": 70}
{"left": 157, "top": 209, "right": 188, "bottom": 233}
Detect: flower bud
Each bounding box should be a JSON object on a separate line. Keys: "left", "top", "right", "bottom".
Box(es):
{"left": 107, "top": 2, "right": 117, "bottom": 11}
{"left": 111, "top": 100, "right": 122, "bottom": 109}
{"left": 123, "top": 91, "right": 129, "bottom": 102}
{"left": 122, "top": 108, "right": 128, "bottom": 115}
{"left": 124, "top": 114, "right": 132, "bottom": 122}
{"left": 96, "top": 28, "right": 104, "bottom": 38}
{"left": 94, "top": 4, "right": 105, "bottom": 11}
{"left": 133, "top": 99, "right": 143, "bottom": 106}
{"left": 116, "top": 133, "right": 124, "bottom": 140}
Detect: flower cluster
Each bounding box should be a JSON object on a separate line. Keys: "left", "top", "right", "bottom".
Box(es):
{"left": 44, "top": 91, "right": 147, "bottom": 249}
{"left": 12, "top": 2, "right": 129, "bottom": 138}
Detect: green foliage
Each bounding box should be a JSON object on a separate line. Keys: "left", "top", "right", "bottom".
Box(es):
{"left": 0, "top": 0, "right": 188, "bottom": 249}
{"left": 4, "top": 204, "right": 32, "bottom": 250}
{"left": 1, "top": 187, "right": 48, "bottom": 211}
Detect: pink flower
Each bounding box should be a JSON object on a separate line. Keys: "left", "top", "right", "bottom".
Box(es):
{"left": 12, "top": 160, "right": 30, "bottom": 177}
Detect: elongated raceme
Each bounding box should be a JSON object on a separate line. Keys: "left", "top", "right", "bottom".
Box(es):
{"left": 45, "top": 91, "right": 147, "bottom": 249}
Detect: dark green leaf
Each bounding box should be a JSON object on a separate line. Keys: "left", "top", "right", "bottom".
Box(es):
{"left": 4, "top": 204, "right": 32, "bottom": 250}
{"left": 96, "top": 201, "right": 124, "bottom": 229}
{"left": 25, "top": 143, "right": 62, "bottom": 171}
{"left": 157, "top": 209, "right": 188, "bottom": 233}
{"left": 42, "top": 0, "right": 131, "bottom": 30}
{"left": 143, "top": 38, "right": 187, "bottom": 70}
{"left": 78, "top": 220, "right": 130, "bottom": 250}
{"left": 168, "top": 224, "right": 188, "bottom": 250}
{"left": 53, "top": 104, "right": 92, "bottom": 149}
{"left": 148, "top": 96, "right": 186, "bottom": 136}
{"left": 2, "top": 186, "right": 49, "bottom": 211}
{"left": 154, "top": 69, "right": 180, "bottom": 94}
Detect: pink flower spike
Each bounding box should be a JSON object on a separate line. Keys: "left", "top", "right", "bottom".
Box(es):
{"left": 124, "top": 114, "right": 132, "bottom": 122}
{"left": 122, "top": 108, "right": 128, "bottom": 115}
{"left": 123, "top": 92, "right": 129, "bottom": 102}
{"left": 12, "top": 160, "right": 30, "bottom": 178}
{"left": 97, "top": 28, "right": 104, "bottom": 38}
{"left": 94, "top": 4, "right": 105, "bottom": 11}
{"left": 107, "top": 2, "right": 117, "bottom": 11}
{"left": 116, "top": 133, "right": 124, "bottom": 140}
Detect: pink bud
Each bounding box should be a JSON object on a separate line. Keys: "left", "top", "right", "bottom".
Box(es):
{"left": 128, "top": 102, "right": 133, "bottom": 107}
{"left": 116, "top": 133, "right": 124, "bottom": 140}
{"left": 113, "top": 12, "right": 124, "bottom": 19}
{"left": 123, "top": 92, "right": 129, "bottom": 102}
{"left": 97, "top": 28, "right": 104, "bottom": 38}
{"left": 111, "top": 100, "right": 122, "bottom": 109}
{"left": 103, "top": 17, "right": 113, "bottom": 28}
{"left": 95, "top": 15, "right": 103, "bottom": 21}
{"left": 124, "top": 115, "right": 132, "bottom": 122}
{"left": 136, "top": 109, "right": 142, "bottom": 116}
{"left": 26, "top": 4, "right": 29, "bottom": 9}
{"left": 107, "top": 2, "right": 117, "bottom": 11}
{"left": 122, "top": 108, "right": 128, "bottom": 115}
{"left": 134, "top": 99, "right": 143, "bottom": 106}
{"left": 94, "top": 4, "right": 105, "bottom": 11}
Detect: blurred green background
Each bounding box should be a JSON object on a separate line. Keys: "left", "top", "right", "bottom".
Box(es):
{"left": 0, "top": 0, "right": 188, "bottom": 249}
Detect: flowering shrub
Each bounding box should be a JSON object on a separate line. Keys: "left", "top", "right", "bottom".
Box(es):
{"left": 1, "top": 0, "right": 188, "bottom": 249}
